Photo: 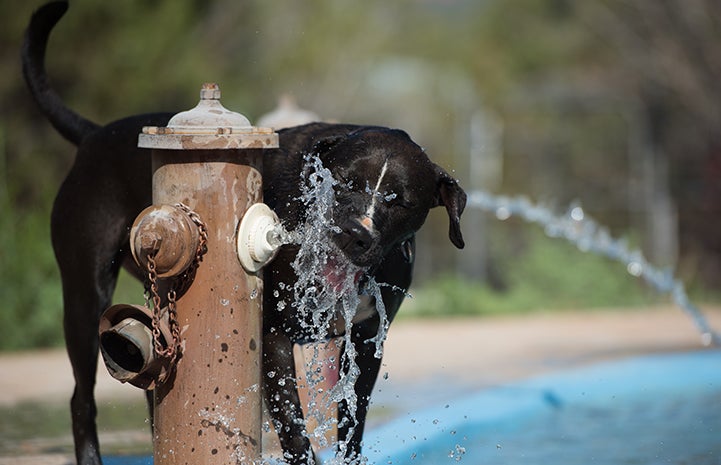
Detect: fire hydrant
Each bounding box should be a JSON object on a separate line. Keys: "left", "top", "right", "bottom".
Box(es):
{"left": 99, "top": 83, "right": 279, "bottom": 465}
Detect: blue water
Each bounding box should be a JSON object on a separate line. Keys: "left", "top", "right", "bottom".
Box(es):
{"left": 385, "top": 383, "right": 720, "bottom": 464}
{"left": 104, "top": 351, "right": 721, "bottom": 465}
{"left": 362, "top": 351, "right": 721, "bottom": 465}
{"left": 104, "top": 457, "right": 152, "bottom": 465}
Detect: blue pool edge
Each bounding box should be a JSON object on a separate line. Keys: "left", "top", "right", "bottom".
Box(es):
{"left": 358, "top": 349, "right": 721, "bottom": 464}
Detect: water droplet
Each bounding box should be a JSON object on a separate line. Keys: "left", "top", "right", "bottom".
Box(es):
{"left": 448, "top": 444, "right": 466, "bottom": 461}
{"left": 495, "top": 206, "right": 511, "bottom": 220}
{"left": 627, "top": 261, "right": 643, "bottom": 277}
{"left": 570, "top": 205, "right": 584, "bottom": 221}
{"left": 702, "top": 332, "right": 713, "bottom": 346}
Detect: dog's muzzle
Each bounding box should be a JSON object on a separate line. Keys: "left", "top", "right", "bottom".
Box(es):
{"left": 335, "top": 217, "right": 376, "bottom": 260}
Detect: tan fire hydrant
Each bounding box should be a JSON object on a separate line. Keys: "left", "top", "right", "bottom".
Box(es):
{"left": 100, "top": 83, "right": 279, "bottom": 465}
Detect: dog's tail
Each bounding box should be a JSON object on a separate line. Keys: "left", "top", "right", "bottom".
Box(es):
{"left": 22, "top": 1, "right": 99, "bottom": 146}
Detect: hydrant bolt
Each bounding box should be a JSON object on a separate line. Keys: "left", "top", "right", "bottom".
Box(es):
{"left": 138, "top": 231, "right": 162, "bottom": 255}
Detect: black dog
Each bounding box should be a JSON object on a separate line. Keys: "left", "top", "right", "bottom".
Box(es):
{"left": 23, "top": 2, "right": 466, "bottom": 464}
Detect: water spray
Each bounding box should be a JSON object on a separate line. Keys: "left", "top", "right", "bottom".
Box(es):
{"left": 467, "top": 190, "right": 721, "bottom": 347}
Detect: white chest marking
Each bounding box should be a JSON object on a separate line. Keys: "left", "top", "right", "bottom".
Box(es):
{"left": 365, "top": 160, "right": 389, "bottom": 225}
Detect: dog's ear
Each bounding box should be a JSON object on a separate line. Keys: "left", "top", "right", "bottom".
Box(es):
{"left": 434, "top": 166, "right": 466, "bottom": 249}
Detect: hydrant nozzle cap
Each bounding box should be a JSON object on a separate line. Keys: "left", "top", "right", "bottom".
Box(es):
{"left": 138, "top": 83, "right": 279, "bottom": 150}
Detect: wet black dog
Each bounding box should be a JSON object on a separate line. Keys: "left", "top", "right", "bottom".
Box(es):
{"left": 23, "top": 2, "right": 466, "bottom": 464}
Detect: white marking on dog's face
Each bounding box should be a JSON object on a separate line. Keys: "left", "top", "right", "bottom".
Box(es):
{"left": 363, "top": 160, "right": 389, "bottom": 232}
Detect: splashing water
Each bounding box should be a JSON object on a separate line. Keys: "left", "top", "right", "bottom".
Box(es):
{"left": 467, "top": 190, "right": 721, "bottom": 346}
{"left": 269, "top": 152, "right": 390, "bottom": 464}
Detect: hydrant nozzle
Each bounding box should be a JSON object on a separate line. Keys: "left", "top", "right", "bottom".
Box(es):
{"left": 237, "top": 203, "right": 282, "bottom": 273}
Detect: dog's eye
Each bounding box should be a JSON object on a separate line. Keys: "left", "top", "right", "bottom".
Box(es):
{"left": 335, "top": 172, "right": 353, "bottom": 188}
{"left": 389, "top": 197, "right": 413, "bottom": 209}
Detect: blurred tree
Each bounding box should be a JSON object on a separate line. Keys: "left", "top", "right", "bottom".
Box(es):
{"left": 579, "top": 0, "right": 721, "bottom": 285}
{"left": 461, "top": 0, "right": 721, "bottom": 288}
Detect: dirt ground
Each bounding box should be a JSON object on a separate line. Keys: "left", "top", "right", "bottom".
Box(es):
{"left": 2, "top": 304, "right": 720, "bottom": 464}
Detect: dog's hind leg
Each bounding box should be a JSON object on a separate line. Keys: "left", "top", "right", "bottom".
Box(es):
{"left": 59, "top": 248, "right": 124, "bottom": 465}
{"left": 52, "top": 201, "right": 130, "bottom": 465}
{"left": 59, "top": 259, "right": 122, "bottom": 465}
{"left": 61, "top": 284, "right": 105, "bottom": 465}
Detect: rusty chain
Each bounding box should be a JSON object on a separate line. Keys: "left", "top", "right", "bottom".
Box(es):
{"left": 144, "top": 203, "right": 209, "bottom": 363}
{"left": 146, "top": 254, "right": 175, "bottom": 360}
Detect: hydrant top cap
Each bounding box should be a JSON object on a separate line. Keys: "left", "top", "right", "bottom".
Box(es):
{"left": 167, "top": 83, "right": 252, "bottom": 131}
{"left": 138, "top": 83, "right": 279, "bottom": 150}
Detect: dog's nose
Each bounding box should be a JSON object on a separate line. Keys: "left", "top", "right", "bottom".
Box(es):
{"left": 336, "top": 218, "right": 374, "bottom": 255}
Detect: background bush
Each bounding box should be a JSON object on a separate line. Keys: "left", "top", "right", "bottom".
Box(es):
{"left": 403, "top": 227, "right": 656, "bottom": 318}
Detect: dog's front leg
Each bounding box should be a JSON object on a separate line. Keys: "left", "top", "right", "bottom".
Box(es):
{"left": 263, "top": 332, "right": 316, "bottom": 464}
{"left": 337, "top": 315, "right": 384, "bottom": 462}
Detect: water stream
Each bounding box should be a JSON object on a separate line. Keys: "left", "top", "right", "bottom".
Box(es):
{"left": 466, "top": 191, "right": 720, "bottom": 346}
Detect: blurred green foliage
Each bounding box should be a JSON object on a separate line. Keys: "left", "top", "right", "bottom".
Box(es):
{"left": 1, "top": 0, "right": 719, "bottom": 350}
{"left": 404, "top": 227, "right": 655, "bottom": 318}
{"left": 0, "top": 127, "right": 64, "bottom": 349}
